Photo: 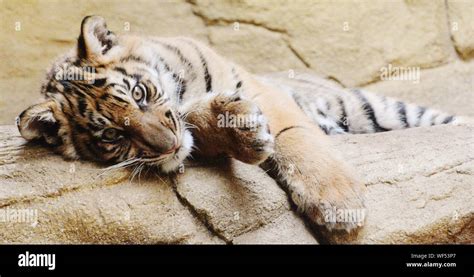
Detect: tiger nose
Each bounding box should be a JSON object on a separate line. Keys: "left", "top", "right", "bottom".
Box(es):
{"left": 140, "top": 114, "right": 177, "bottom": 153}
{"left": 144, "top": 127, "right": 176, "bottom": 153}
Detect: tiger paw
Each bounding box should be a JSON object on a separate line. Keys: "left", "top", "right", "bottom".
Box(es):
{"left": 293, "top": 169, "right": 367, "bottom": 233}
{"left": 212, "top": 91, "right": 274, "bottom": 164}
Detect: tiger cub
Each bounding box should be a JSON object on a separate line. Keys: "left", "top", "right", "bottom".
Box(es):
{"left": 16, "top": 16, "right": 464, "bottom": 233}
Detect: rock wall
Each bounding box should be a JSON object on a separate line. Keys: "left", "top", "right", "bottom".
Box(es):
{"left": 1, "top": 0, "right": 473, "bottom": 123}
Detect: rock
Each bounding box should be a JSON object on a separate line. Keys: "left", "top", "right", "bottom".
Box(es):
{"left": 174, "top": 160, "right": 317, "bottom": 243}
{"left": 208, "top": 24, "right": 307, "bottom": 73}
{"left": 190, "top": 0, "right": 456, "bottom": 86}
{"left": 447, "top": 0, "right": 474, "bottom": 59}
{"left": 0, "top": 0, "right": 208, "bottom": 79}
{"left": 362, "top": 60, "right": 474, "bottom": 117}
{"left": 329, "top": 124, "right": 474, "bottom": 244}
{"left": 233, "top": 212, "right": 317, "bottom": 244}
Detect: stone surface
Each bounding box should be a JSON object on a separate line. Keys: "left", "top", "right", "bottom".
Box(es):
{"left": 1, "top": 118, "right": 472, "bottom": 244}
{"left": 329, "top": 124, "right": 474, "bottom": 244}
{"left": 190, "top": 0, "right": 457, "bottom": 86}
{"left": 448, "top": 0, "right": 474, "bottom": 59}
{"left": 233, "top": 212, "right": 317, "bottom": 244}
{"left": 208, "top": 24, "right": 307, "bottom": 73}
{"left": 363, "top": 60, "right": 474, "bottom": 117}
{"left": 175, "top": 160, "right": 316, "bottom": 243}
{"left": 0, "top": 0, "right": 208, "bottom": 79}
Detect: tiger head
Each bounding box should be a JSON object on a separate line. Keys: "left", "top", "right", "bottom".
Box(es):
{"left": 17, "top": 16, "right": 193, "bottom": 173}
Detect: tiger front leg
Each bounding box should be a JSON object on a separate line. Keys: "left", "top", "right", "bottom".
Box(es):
{"left": 242, "top": 77, "right": 367, "bottom": 234}
{"left": 181, "top": 91, "right": 274, "bottom": 164}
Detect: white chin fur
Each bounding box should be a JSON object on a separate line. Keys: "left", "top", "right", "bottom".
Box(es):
{"left": 159, "top": 129, "right": 193, "bottom": 173}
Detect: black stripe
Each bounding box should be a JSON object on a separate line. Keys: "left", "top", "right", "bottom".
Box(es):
{"left": 77, "top": 16, "right": 92, "bottom": 59}
{"left": 111, "top": 95, "right": 129, "bottom": 104}
{"left": 132, "top": 74, "right": 142, "bottom": 81}
{"left": 154, "top": 55, "right": 187, "bottom": 102}
{"left": 430, "top": 114, "right": 439, "bottom": 125}
{"left": 77, "top": 97, "right": 87, "bottom": 117}
{"left": 442, "top": 115, "right": 454, "bottom": 124}
{"left": 119, "top": 55, "right": 152, "bottom": 66}
{"left": 352, "top": 89, "right": 389, "bottom": 132}
{"left": 87, "top": 110, "right": 95, "bottom": 123}
{"left": 177, "top": 79, "right": 187, "bottom": 102}
{"left": 97, "top": 117, "right": 106, "bottom": 125}
{"left": 169, "top": 112, "right": 178, "bottom": 131}
{"left": 113, "top": 67, "right": 128, "bottom": 76}
{"left": 319, "top": 124, "right": 330, "bottom": 135}
{"left": 86, "top": 122, "right": 102, "bottom": 132}
{"left": 275, "top": 125, "right": 305, "bottom": 138}
{"left": 169, "top": 72, "right": 185, "bottom": 101}
{"left": 152, "top": 40, "right": 198, "bottom": 85}
{"left": 199, "top": 51, "right": 212, "bottom": 93}
{"left": 157, "top": 56, "right": 172, "bottom": 72}
{"left": 92, "top": 78, "right": 107, "bottom": 87}
{"left": 231, "top": 67, "right": 242, "bottom": 91}
{"left": 336, "top": 98, "right": 349, "bottom": 132}
{"left": 155, "top": 41, "right": 194, "bottom": 70}
{"left": 325, "top": 100, "right": 331, "bottom": 111}
{"left": 123, "top": 78, "right": 131, "bottom": 90}
{"left": 120, "top": 142, "right": 132, "bottom": 161}
{"left": 182, "top": 40, "right": 213, "bottom": 93}
{"left": 63, "top": 94, "right": 75, "bottom": 112}
{"left": 105, "top": 83, "right": 128, "bottom": 91}
{"left": 95, "top": 101, "right": 102, "bottom": 112}
{"left": 417, "top": 106, "right": 426, "bottom": 126}
{"left": 396, "top": 101, "right": 408, "bottom": 128}
{"left": 59, "top": 80, "right": 72, "bottom": 91}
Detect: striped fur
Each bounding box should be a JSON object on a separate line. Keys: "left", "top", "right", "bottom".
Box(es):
{"left": 16, "top": 16, "right": 468, "bottom": 235}
{"left": 291, "top": 87, "right": 463, "bottom": 136}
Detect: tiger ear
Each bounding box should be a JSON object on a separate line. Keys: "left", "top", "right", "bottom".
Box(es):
{"left": 77, "top": 15, "right": 118, "bottom": 61}
{"left": 17, "top": 100, "right": 63, "bottom": 146}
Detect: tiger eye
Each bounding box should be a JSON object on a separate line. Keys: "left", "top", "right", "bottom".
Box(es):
{"left": 132, "top": 85, "right": 145, "bottom": 102}
{"left": 102, "top": 128, "right": 121, "bottom": 142}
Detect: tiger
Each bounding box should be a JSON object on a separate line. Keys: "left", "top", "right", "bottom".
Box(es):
{"left": 16, "top": 16, "right": 467, "bottom": 234}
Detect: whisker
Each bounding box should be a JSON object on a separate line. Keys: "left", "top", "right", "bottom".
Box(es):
{"left": 103, "top": 158, "right": 140, "bottom": 171}
{"left": 129, "top": 163, "right": 141, "bottom": 184}
{"left": 153, "top": 170, "right": 167, "bottom": 185}
{"left": 137, "top": 162, "right": 146, "bottom": 184}
{"left": 96, "top": 158, "right": 141, "bottom": 178}
{"left": 184, "top": 122, "right": 199, "bottom": 130}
